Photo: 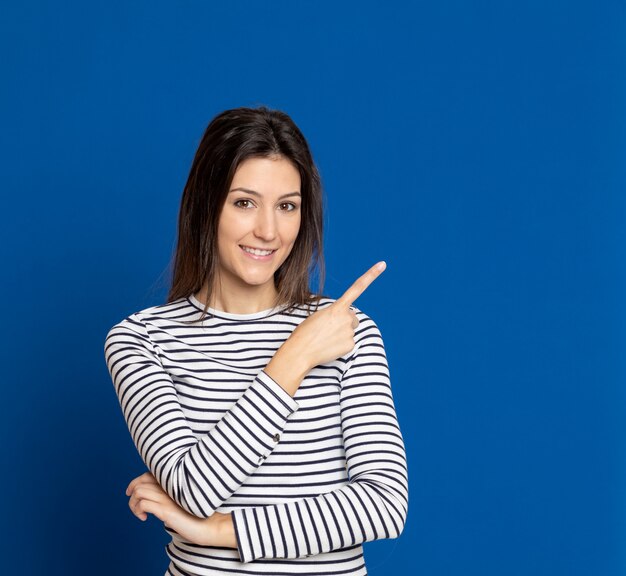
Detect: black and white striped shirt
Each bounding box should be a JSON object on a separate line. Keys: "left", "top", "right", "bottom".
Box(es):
{"left": 104, "top": 294, "right": 409, "bottom": 575}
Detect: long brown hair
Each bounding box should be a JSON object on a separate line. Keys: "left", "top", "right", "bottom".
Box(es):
{"left": 167, "top": 106, "right": 325, "bottom": 320}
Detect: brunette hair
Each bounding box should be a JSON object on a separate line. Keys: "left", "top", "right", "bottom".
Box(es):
{"left": 167, "top": 106, "right": 325, "bottom": 320}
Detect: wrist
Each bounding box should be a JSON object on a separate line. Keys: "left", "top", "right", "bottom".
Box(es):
{"left": 266, "top": 341, "right": 310, "bottom": 396}
{"left": 200, "top": 512, "right": 237, "bottom": 548}
{"left": 217, "top": 512, "right": 237, "bottom": 548}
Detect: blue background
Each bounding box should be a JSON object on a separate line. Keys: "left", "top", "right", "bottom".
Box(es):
{"left": 1, "top": 1, "right": 624, "bottom": 574}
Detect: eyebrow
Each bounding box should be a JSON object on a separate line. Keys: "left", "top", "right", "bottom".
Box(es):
{"left": 229, "top": 187, "right": 301, "bottom": 200}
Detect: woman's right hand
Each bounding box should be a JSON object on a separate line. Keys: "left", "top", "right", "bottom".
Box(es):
{"left": 265, "top": 261, "right": 386, "bottom": 394}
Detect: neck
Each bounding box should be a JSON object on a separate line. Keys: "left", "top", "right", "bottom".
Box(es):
{"left": 196, "top": 278, "right": 279, "bottom": 315}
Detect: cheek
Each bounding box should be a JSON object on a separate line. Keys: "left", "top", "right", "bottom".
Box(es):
{"left": 287, "top": 214, "right": 302, "bottom": 244}
{"left": 276, "top": 217, "right": 300, "bottom": 261}
{"left": 217, "top": 211, "right": 244, "bottom": 244}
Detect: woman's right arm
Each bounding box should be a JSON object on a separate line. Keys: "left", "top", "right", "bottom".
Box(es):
{"left": 107, "top": 263, "right": 384, "bottom": 520}
{"left": 104, "top": 314, "right": 309, "bottom": 519}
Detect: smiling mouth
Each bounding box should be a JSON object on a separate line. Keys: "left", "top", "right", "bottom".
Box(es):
{"left": 239, "top": 245, "right": 278, "bottom": 256}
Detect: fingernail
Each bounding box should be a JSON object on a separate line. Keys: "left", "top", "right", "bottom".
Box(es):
{"left": 377, "top": 261, "right": 386, "bottom": 271}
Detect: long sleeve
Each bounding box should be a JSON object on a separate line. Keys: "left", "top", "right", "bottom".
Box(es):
{"left": 230, "top": 315, "right": 409, "bottom": 563}
{"left": 104, "top": 313, "right": 300, "bottom": 518}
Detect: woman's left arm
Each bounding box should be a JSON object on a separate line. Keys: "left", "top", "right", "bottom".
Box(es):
{"left": 128, "top": 314, "right": 409, "bottom": 562}
{"left": 231, "top": 314, "right": 408, "bottom": 563}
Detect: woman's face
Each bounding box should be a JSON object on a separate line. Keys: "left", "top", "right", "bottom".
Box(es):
{"left": 216, "top": 155, "right": 302, "bottom": 293}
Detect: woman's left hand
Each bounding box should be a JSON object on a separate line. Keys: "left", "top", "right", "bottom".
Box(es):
{"left": 125, "top": 472, "right": 233, "bottom": 547}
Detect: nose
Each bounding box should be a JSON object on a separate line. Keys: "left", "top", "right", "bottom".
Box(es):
{"left": 254, "top": 207, "right": 278, "bottom": 242}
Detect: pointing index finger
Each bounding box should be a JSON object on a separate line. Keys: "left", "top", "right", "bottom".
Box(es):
{"left": 336, "top": 261, "right": 386, "bottom": 307}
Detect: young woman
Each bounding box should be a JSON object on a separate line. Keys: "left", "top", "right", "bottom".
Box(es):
{"left": 104, "top": 106, "right": 408, "bottom": 576}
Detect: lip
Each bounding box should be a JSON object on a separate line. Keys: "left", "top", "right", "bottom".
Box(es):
{"left": 239, "top": 245, "right": 277, "bottom": 261}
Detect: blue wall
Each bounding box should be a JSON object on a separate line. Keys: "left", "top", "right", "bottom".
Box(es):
{"left": 1, "top": 1, "right": 624, "bottom": 574}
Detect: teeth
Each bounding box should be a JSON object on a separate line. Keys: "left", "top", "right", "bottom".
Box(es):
{"left": 242, "top": 246, "right": 275, "bottom": 256}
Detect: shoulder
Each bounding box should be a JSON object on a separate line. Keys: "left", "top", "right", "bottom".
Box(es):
{"left": 104, "top": 297, "right": 191, "bottom": 345}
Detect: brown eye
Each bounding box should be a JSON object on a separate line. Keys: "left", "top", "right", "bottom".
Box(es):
{"left": 279, "top": 202, "right": 297, "bottom": 211}
{"left": 234, "top": 199, "right": 253, "bottom": 209}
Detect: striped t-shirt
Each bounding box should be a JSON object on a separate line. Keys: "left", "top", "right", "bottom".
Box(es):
{"left": 104, "top": 294, "right": 409, "bottom": 576}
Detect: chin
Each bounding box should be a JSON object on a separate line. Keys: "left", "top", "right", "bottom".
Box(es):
{"left": 241, "top": 279, "right": 267, "bottom": 287}
{"left": 238, "top": 273, "right": 275, "bottom": 287}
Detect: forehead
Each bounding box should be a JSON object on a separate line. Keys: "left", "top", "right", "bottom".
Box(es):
{"left": 230, "top": 156, "right": 301, "bottom": 194}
